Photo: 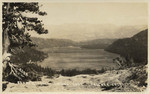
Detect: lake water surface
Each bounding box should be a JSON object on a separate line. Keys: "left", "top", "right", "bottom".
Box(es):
{"left": 38, "top": 47, "right": 119, "bottom": 70}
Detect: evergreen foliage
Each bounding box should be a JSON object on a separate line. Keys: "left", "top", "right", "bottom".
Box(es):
{"left": 105, "top": 29, "right": 148, "bottom": 65}
{"left": 3, "top": 2, "right": 48, "bottom": 53}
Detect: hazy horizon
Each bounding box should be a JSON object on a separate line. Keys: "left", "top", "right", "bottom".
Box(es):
{"left": 30, "top": 24, "right": 147, "bottom": 41}
{"left": 27, "top": 2, "right": 148, "bottom": 41}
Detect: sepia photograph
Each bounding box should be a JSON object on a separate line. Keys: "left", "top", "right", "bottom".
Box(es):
{"left": 2, "top": 0, "right": 148, "bottom": 92}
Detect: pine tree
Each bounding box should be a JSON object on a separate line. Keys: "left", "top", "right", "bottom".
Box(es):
{"left": 2, "top": 2, "right": 48, "bottom": 82}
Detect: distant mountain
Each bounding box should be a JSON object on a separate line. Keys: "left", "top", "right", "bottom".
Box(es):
{"left": 79, "top": 39, "right": 117, "bottom": 49}
{"left": 32, "top": 24, "right": 147, "bottom": 41}
{"left": 31, "top": 37, "right": 116, "bottom": 49}
{"left": 105, "top": 29, "right": 148, "bottom": 64}
{"left": 31, "top": 37, "right": 76, "bottom": 49}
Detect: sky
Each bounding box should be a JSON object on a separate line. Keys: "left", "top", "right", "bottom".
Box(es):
{"left": 29, "top": 2, "right": 148, "bottom": 41}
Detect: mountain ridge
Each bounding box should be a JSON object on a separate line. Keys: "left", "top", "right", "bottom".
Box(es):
{"left": 31, "top": 37, "right": 117, "bottom": 49}
{"left": 105, "top": 29, "right": 148, "bottom": 65}
{"left": 31, "top": 24, "right": 147, "bottom": 41}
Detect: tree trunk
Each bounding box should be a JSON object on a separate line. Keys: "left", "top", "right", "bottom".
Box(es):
{"left": 3, "top": 3, "right": 10, "bottom": 56}
{"left": 3, "top": 3, "right": 10, "bottom": 70}
{"left": 3, "top": 3, "right": 28, "bottom": 83}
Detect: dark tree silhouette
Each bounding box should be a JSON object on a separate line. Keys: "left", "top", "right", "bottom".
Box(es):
{"left": 2, "top": 2, "right": 48, "bottom": 82}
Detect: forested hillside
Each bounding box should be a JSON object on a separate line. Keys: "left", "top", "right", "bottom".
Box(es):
{"left": 31, "top": 37, "right": 116, "bottom": 49}
{"left": 10, "top": 47, "right": 48, "bottom": 64}
{"left": 31, "top": 37, "right": 76, "bottom": 49}
{"left": 79, "top": 39, "right": 117, "bottom": 49}
{"left": 105, "top": 29, "right": 148, "bottom": 65}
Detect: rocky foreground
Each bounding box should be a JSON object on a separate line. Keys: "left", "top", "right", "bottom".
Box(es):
{"left": 3, "top": 65, "right": 147, "bottom": 92}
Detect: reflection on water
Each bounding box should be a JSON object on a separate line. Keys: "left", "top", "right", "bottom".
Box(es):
{"left": 38, "top": 47, "right": 119, "bottom": 71}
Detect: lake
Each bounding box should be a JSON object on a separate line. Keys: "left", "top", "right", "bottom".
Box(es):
{"left": 38, "top": 47, "right": 119, "bottom": 71}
